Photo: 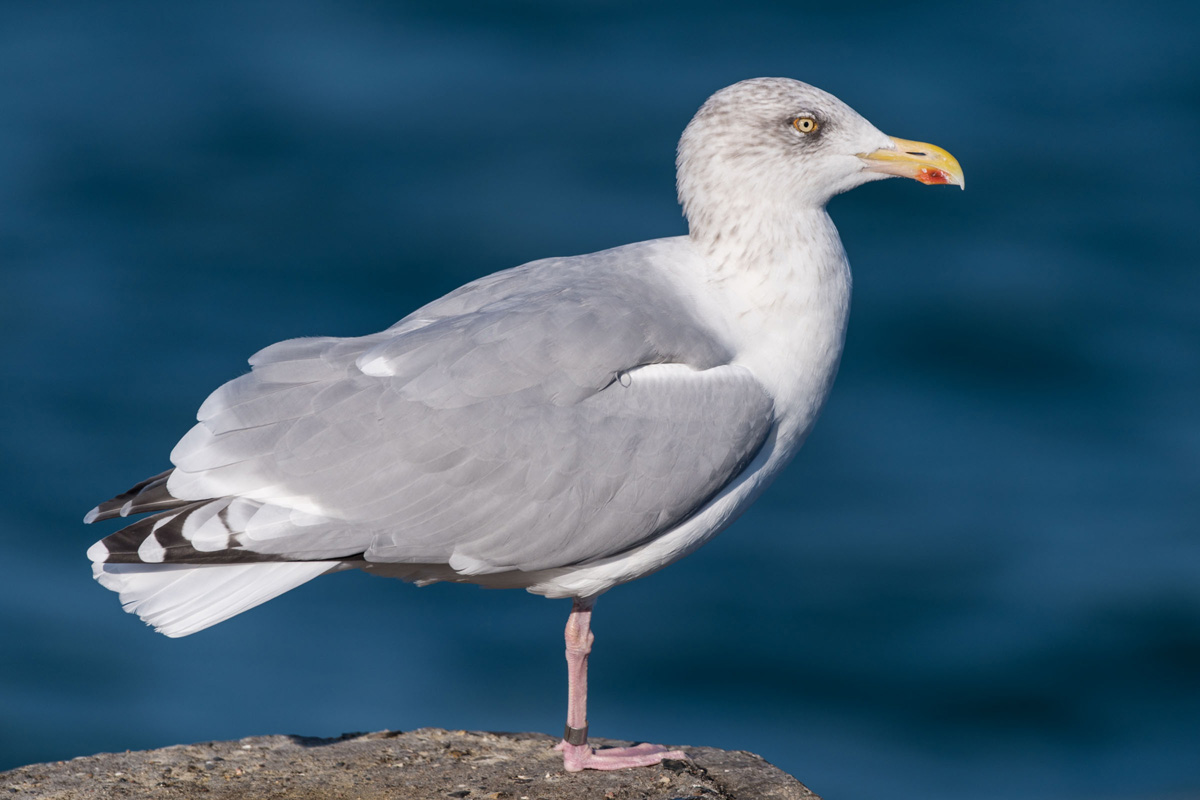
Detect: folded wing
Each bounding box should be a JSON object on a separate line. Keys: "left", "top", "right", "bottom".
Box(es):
{"left": 89, "top": 246, "right": 775, "bottom": 581}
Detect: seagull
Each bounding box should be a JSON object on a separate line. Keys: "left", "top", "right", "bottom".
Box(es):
{"left": 86, "top": 77, "right": 963, "bottom": 771}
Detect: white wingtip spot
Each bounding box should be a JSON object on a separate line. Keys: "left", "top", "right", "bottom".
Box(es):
{"left": 182, "top": 499, "right": 233, "bottom": 551}
{"left": 86, "top": 540, "right": 109, "bottom": 563}
{"left": 83, "top": 507, "right": 101, "bottom": 525}
{"left": 137, "top": 533, "right": 167, "bottom": 563}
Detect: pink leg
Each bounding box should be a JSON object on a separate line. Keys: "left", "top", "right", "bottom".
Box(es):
{"left": 556, "top": 599, "right": 687, "bottom": 772}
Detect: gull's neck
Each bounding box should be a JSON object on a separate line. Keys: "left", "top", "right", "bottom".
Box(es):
{"left": 688, "top": 206, "right": 853, "bottom": 452}
{"left": 691, "top": 205, "right": 846, "bottom": 287}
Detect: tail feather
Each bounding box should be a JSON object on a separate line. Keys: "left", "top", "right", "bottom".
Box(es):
{"left": 92, "top": 560, "right": 339, "bottom": 637}
{"left": 87, "top": 467, "right": 361, "bottom": 635}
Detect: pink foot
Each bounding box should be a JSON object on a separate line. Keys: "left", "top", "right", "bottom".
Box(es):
{"left": 555, "top": 601, "right": 687, "bottom": 772}
{"left": 558, "top": 741, "right": 688, "bottom": 772}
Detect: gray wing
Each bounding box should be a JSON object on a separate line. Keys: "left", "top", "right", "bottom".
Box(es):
{"left": 99, "top": 245, "right": 775, "bottom": 574}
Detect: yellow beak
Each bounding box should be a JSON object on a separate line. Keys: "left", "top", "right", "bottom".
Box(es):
{"left": 859, "top": 136, "right": 964, "bottom": 189}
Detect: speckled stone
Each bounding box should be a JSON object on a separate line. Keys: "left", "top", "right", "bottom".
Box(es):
{"left": 0, "top": 728, "right": 821, "bottom": 799}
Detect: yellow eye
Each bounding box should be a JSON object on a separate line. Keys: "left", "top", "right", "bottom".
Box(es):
{"left": 792, "top": 116, "right": 818, "bottom": 133}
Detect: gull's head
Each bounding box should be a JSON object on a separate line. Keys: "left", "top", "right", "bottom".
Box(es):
{"left": 677, "top": 78, "right": 963, "bottom": 241}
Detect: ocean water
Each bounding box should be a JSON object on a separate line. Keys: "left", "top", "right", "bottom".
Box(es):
{"left": 2, "top": 2, "right": 1198, "bottom": 798}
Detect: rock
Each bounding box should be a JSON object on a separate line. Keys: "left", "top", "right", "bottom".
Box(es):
{"left": 0, "top": 728, "right": 820, "bottom": 799}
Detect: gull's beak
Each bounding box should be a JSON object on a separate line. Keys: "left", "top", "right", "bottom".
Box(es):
{"left": 859, "top": 136, "right": 964, "bottom": 189}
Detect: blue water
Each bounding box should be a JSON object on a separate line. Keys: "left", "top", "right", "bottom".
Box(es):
{"left": 2, "top": 2, "right": 1198, "bottom": 798}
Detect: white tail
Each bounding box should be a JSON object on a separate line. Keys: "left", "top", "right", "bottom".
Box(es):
{"left": 92, "top": 560, "right": 338, "bottom": 637}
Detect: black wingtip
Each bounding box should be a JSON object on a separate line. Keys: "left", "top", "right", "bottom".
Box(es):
{"left": 85, "top": 469, "right": 188, "bottom": 522}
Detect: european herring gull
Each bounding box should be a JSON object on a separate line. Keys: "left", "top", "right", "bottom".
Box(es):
{"left": 86, "top": 77, "right": 963, "bottom": 771}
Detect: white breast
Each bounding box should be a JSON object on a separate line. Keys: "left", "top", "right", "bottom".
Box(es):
{"left": 525, "top": 211, "right": 853, "bottom": 599}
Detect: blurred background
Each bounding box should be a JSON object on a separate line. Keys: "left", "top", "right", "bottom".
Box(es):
{"left": 2, "top": 1, "right": 1198, "bottom": 798}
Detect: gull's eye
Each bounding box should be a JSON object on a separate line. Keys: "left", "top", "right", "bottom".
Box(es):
{"left": 792, "top": 116, "right": 818, "bottom": 134}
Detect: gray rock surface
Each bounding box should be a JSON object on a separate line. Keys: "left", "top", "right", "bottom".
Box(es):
{"left": 1, "top": 728, "right": 821, "bottom": 799}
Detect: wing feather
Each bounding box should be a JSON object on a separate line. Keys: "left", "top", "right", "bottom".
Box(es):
{"left": 92, "top": 243, "right": 776, "bottom": 579}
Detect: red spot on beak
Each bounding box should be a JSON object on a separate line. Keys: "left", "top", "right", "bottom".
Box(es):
{"left": 916, "top": 168, "right": 952, "bottom": 186}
